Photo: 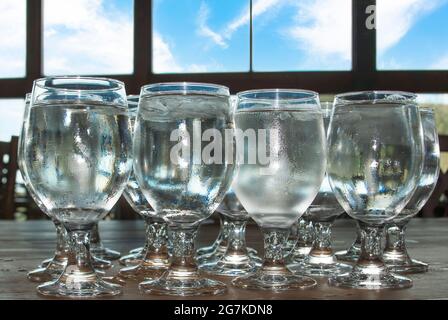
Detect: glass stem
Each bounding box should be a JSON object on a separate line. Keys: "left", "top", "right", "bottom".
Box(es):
{"left": 89, "top": 222, "right": 103, "bottom": 252}
{"left": 226, "top": 219, "right": 248, "bottom": 256}
{"left": 309, "top": 221, "right": 334, "bottom": 258}
{"left": 219, "top": 216, "right": 231, "bottom": 252}
{"left": 296, "top": 218, "right": 314, "bottom": 248}
{"left": 64, "top": 224, "right": 97, "bottom": 276}
{"left": 53, "top": 219, "right": 69, "bottom": 263}
{"left": 356, "top": 222, "right": 385, "bottom": 269}
{"left": 262, "top": 228, "right": 289, "bottom": 272}
{"left": 384, "top": 221, "right": 409, "bottom": 258}
{"left": 169, "top": 225, "right": 199, "bottom": 275}
{"left": 144, "top": 220, "right": 168, "bottom": 262}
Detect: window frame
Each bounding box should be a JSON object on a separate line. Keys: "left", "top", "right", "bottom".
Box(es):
{"left": 0, "top": 0, "right": 446, "bottom": 98}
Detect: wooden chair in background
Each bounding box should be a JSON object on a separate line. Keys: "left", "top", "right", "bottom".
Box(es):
{"left": 0, "top": 136, "right": 19, "bottom": 219}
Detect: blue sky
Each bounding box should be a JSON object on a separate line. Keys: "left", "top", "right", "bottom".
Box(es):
{"left": 1, "top": 0, "right": 448, "bottom": 141}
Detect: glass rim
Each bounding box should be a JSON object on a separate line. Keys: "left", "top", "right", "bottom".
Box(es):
{"left": 140, "top": 82, "right": 230, "bottom": 97}
{"left": 33, "top": 76, "right": 125, "bottom": 93}
{"left": 419, "top": 106, "right": 434, "bottom": 113}
{"left": 335, "top": 90, "right": 418, "bottom": 105}
{"left": 237, "top": 89, "right": 319, "bottom": 103}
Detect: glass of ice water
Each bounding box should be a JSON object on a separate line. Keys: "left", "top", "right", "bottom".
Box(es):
{"left": 231, "top": 89, "right": 326, "bottom": 291}
{"left": 383, "top": 107, "right": 440, "bottom": 273}
{"left": 327, "top": 91, "right": 424, "bottom": 289}
{"left": 23, "top": 77, "right": 133, "bottom": 298}
{"left": 134, "top": 82, "right": 235, "bottom": 296}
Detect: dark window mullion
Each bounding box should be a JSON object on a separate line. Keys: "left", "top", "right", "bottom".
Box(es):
{"left": 352, "top": 0, "right": 376, "bottom": 89}
{"left": 249, "top": 0, "right": 253, "bottom": 73}
{"left": 134, "top": 0, "right": 152, "bottom": 93}
{"left": 26, "top": 0, "right": 43, "bottom": 86}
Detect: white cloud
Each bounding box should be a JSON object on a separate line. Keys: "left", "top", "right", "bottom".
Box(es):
{"left": 0, "top": 0, "right": 26, "bottom": 78}
{"left": 377, "top": 0, "right": 444, "bottom": 53}
{"left": 287, "top": 0, "right": 351, "bottom": 63}
{"left": 43, "top": 0, "right": 133, "bottom": 75}
{"left": 197, "top": 2, "right": 228, "bottom": 48}
{"left": 226, "top": 0, "right": 283, "bottom": 35}
{"left": 153, "top": 32, "right": 211, "bottom": 73}
{"left": 152, "top": 32, "right": 183, "bottom": 73}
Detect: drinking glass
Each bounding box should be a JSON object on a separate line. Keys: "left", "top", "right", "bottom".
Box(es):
{"left": 18, "top": 94, "right": 70, "bottom": 283}
{"left": 23, "top": 77, "right": 133, "bottom": 297}
{"left": 200, "top": 189, "right": 261, "bottom": 276}
{"left": 232, "top": 89, "right": 326, "bottom": 291}
{"left": 327, "top": 91, "right": 424, "bottom": 289}
{"left": 288, "top": 102, "right": 351, "bottom": 276}
{"left": 134, "top": 83, "right": 234, "bottom": 296}
{"left": 115, "top": 95, "right": 170, "bottom": 281}
{"left": 335, "top": 222, "right": 362, "bottom": 262}
{"left": 285, "top": 217, "right": 314, "bottom": 263}
{"left": 383, "top": 107, "right": 440, "bottom": 273}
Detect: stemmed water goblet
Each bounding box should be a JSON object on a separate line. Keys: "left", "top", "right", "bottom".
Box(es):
{"left": 115, "top": 95, "right": 170, "bottom": 281}
{"left": 327, "top": 91, "right": 424, "bottom": 289}
{"left": 288, "top": 102, "right": 351, "bottom": 277}
{"left": 199, "top": 189, "right": 261, "bottom": 276}
{"left": 231, "top": 89, "right": 326, "bottom": 290}
{"left": 134, "top": 82, "right": 235, "bottom": 296}
{"left": 383, "top": 107, "right": 440, "bottom": 273}
{"left": 23, "top": 77, "right": 133, "bottom": 297}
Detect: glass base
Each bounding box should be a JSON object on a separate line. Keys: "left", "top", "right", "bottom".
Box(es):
{"left": 91, "top": 255, "right": 113, "bottom": 270}
{"left": 335, "top": 248, "right": 360, "bottom": 263}
{"left": 288, "top": 260, "right": 352, "bottom": 277}
{"left": 329, "top": 268, "right": 413, "bottom": 289}
{"left": 118, "top": 251, "right": 144, "bottom": 267}
{"left": 39, "top": 258, "right": 52, "bottom": 268}
{"left": 37, "top": 273, "right": 122, "bottom": 298}
{"left": 91, "top": 248, "right": 121, "bottom": 261}
{"left": 139, "top": 272, "right": 227, "bottom": 296}
{"left": 200, "top": 254, "right": 261, "bottom": 277}
{"left": 115, "top": 264, "right": 166, "bottom": 282}
{"left": 386, "top": 259, "right": 428, "bottom": 274}
{"left": 130, "top": 247, "right": 144, "bottom": 255}
{"left": 285, "top": 246, "right": 312, "bottom": 264}
{"left": 27, "top": 261, "right": 66, "bottom": 283}
{"left": 232, "top": 269, "right": 317, "bottom": 291}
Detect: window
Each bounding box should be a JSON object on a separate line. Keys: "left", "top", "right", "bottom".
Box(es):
{"left": 0, "top": 99, "right": 25, "bottom": 142}
{"left": 152, "top": 0, "right": 249, "bottom": 73}
{"left": 0, "top": 1, "right": 447, "bottom": 104}
{"left": 377, "top": 0, "right": 448, "bottom": 70}
{"left": 253, "top": 0, "right": 352, "bottom": 71}
{"left": 0, "top": 0, "right": 26, "bottom": 78}
{"left": 43, "top": 0, "right": 134, "bottom": 75}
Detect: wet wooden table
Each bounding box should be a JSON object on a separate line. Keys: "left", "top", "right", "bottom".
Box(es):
{"left": 0, "top": 219, "right": 447, "bottom": 300}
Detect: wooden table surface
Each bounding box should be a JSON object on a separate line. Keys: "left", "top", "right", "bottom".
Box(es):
{"left": 0, "top": 218, "right": 447, "bottom": 300}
